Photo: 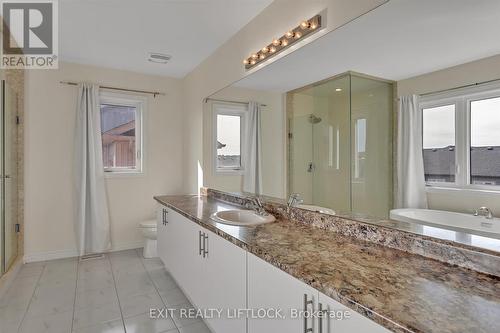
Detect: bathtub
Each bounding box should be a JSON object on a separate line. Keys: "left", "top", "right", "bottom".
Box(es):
{"left": 390, "top": 208, "right": 500, "bottom": 239}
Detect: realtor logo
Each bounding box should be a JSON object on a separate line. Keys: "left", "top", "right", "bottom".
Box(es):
{"left": 1, "top": 0, "right": 58, "bottom": 68}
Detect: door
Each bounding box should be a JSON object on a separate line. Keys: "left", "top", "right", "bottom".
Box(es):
{"left": 318, "top": 292, "right": 390, "bottom": 333}
{"left": 248, "top": 253, "right": 318, "bottom": 333}
{"left": 197, "top": 228, "right": 246, "bottom": 333}
{"left": 156, "top": 206, "right": 169, "bottom": 266}
{"left": 158, "top": 207, "right": 200, "bottom": 300}
{"left": 1, "top": 80, "right": 18, "bottom": 274}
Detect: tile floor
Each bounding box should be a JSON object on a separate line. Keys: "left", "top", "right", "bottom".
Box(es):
{"left": 0, "top": 249, "right": 211, "bottom": 333}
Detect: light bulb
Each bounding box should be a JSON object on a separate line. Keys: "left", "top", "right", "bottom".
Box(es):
{"left": 294, "top": 32, "right": 302, "bottom": 39}
{"left": 251, "top": 54, "right": 258, "bottom": 59}
{"left": 243, "top": 59, "right": 249, "bottom": 65}
{"left": 259, "top": 54, "right": 265, "bottom": 60}
{"left": 269, "top": 47, "right": 276, "bottom": 53}
{"left": 261, "top": 47, "right": 269, "bottom": 53}
{"left": 286, "top": 31, "right": 293, "bottom": 38}
{"left": 281, "top": 39, "right": 288, "bottom": 46}
{"left": 300, "top": 21, "right": 310, "bottom": 29}
{"left": 272, "top": 39, "right": 280, "bottom": 46}
{"left": 250, "top": 59, "right": 256, "bottom": 65}
{"left": 311, "top": 23, "right": 317, "bottom": 29}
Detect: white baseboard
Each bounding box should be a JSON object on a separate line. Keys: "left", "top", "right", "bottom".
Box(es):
{"left": 23, "top": 240, "right": 144, "bottom": 263}
{"left": 23, "top": 249, "right": 78, "bottom": 263}
{"left": 110, "top": 240, "right": 144, "bottom": 252}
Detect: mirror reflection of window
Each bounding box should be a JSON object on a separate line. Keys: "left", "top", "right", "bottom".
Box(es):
{"left": 470, "top": 96, "right": 500, "bottom": 185}
{"left": 216, "top": 114, "right": 241, "bottom": 170}
{"left": 422, "top": 104, "right": 456, "bottom": 183}
{"left": 213, "top": 103, "right": 246, "bottom": 172}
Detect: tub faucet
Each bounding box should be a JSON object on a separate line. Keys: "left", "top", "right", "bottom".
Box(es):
{"left": 246, "top": 196, "right": 269, "bottom": 216}
{"left": 473, "top": 207, "right": 494, "bottom": 219}
{"left": 287, "top": 193, "right": 303, "bottom": 213}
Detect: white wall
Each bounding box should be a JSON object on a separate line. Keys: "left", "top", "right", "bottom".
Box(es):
{"left": 397, "top": 55, "right": 500, "bottom": 215}
{"left": 24, "top": 62, "right": 184, "bottom": 261}
{"left": 182, "top": 0, "right": 388, "bottom": 194}
{"left": 203, "top": 86, "right": 285, "bottom": 198}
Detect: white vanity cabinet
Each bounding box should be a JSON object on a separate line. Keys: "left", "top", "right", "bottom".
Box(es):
{"left": 247, "top": 253, "right": 318, "bottom": 333}
{"left": 318, "top": 292, "right": 391, "bottom": 333}
{"left": 157, "top": 204, "right": 392, "bottom": 333}
{"left": 157, "top": 205, "right": 246, "bottom": 333}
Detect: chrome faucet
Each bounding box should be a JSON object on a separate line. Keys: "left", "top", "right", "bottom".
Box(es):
{"left": 246, "top": 196, "right": 269, "bottom": 216}
{"left": 287, "top": 193, "right": 303, "bottom": 213}
{"left": 473, "top": 207, "right": 494, "bottom": 219}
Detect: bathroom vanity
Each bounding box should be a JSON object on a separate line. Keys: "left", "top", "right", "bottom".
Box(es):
{"left": 154, "top": 193, "right": 500, "bottom": 333}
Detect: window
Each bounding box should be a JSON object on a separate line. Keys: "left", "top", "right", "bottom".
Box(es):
{"left": 420, "top": 83, "right": 500, "bottom": 189}
{"left": 213, "top": 103, "right": 246, "bottom": 173}
{"left": 100, "top": 93, "right": 144, "bottom": 174}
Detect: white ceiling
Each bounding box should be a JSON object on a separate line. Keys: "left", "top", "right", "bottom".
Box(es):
{"left": 235, "top": 0, "right": 500, "bottom": 92}
{"left": 59, "top": 0, "right": 272, "bottom": 78}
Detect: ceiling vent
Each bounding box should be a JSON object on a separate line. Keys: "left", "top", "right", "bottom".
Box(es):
{"left": 148, "top": 52, "right": 171, "bottom": 64}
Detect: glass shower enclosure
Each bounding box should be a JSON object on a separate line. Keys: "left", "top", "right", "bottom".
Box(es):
{"left": 287, "top": 72, "right": 393, "bottom": 218}
{"left": 0, "top": 79, "right": 18, "bottom": 276}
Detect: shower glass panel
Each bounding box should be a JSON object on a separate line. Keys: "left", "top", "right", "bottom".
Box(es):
{"left": 350, "top": 75, "right": 393, "bottom": 218}
{"left": 1, "top": 80, "right": 18, "bottom": 275}
{"left": 287, "top": 73, "right": 393, "bottom": 218}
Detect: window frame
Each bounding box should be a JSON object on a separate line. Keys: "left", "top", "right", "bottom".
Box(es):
{"left": 212, "top": 102, "right": 247, "bottom": 175}
{"left": 419, "top": 82, "right": 500, "bottom": 192}
{"left": 100, "top": 91, "right": 145, "bottom": 176}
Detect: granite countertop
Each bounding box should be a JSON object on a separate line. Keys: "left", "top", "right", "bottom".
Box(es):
{"left": 154, "top": 195, "right": 500, "bottom": 333}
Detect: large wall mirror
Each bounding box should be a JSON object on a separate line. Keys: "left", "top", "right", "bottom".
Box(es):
{"left": 202, "top": 0, "right": 500, "bottom": 252}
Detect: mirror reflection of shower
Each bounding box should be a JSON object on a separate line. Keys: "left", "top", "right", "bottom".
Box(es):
{"left": 287, "top": 72, "right": 393, "bottom": 219}
{"left": 308, "top": 114, "right": 322, "bottom": 124}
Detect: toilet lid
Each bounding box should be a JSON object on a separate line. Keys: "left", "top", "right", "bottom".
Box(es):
{"left": 140, "top": 220, "right": 157, "bottom": 228}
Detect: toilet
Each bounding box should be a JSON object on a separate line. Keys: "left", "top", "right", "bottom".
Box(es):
{"left": 139, "top": 220, "right": 158, "bottom": 258}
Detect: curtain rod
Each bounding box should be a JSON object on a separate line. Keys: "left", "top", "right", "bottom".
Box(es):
{"left": 204, "top": 97, "right": 267, "bottom": 107}
{"left": 396, "top": 77, "right": 500, "bottom": 100}
{"left": 419, "top": 77, "right": 500, "bottom": 97}
{"left": 60, "top": 81, "right": 166, "bottom": 98}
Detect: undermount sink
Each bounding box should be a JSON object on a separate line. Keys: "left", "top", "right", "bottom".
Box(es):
{"left": 297, "top": 204, "right": 336, "bottom": 215}
{"left": 211, "top": 210, "right": 276, "bottom": 226}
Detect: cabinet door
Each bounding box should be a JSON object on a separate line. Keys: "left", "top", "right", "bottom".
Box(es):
{"left": 198, "top": 229, "right": 247, "bottom": 333}
{"left": 248, "top": 253, "right": 318, "bottom": 333}
{"left": 318, "top": 292, "right": 390, "bottom": 333}
{"left": 156, "top": 206, "right": 169, "bottom": 266}
{"left": 156, "top": 206, "right": 199, "bottom": 294}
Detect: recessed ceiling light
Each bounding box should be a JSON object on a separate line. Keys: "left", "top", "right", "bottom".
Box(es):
{"left": 335, "top": 88, "right": 342, "bottom": 92}
{"left": 148, "top": 52, "right": 171, "bottom": 64}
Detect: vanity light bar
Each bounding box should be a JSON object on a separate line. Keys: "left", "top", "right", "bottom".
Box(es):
{"left": 243, "top": 14, "right": 322, "bottom": 70}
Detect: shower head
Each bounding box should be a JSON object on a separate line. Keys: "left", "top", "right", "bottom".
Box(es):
{"left": 308, "top": 114, "right": 322, "bottom": 124}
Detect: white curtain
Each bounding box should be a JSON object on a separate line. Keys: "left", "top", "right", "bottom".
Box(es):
{"left": 74, "top": 83, "right": 111, "bottom": 256}
{"left": 396, "top": 95, "right": 428, "bottom": 208}
{"left": 243, "top": 102, "right": 263, "bottom": 194}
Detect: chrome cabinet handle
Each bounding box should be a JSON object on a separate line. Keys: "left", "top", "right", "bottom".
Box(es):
{"left": 203, "top": 234, "right": 209, "bottom": 258}
{"left": 303, "top": 294, "right": 313, "bottom": 333}
{"left": 162, "top": 209, "right": 168, "bottom": 225}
